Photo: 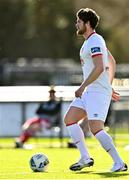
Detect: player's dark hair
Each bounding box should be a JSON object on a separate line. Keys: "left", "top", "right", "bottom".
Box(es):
{"left": 77, "top": 8, "right": 100, "bottom": 29}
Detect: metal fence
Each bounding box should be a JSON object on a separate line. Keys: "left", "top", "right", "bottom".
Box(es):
{"left": 0, "top": 85, "right": 129, "bottom": 138}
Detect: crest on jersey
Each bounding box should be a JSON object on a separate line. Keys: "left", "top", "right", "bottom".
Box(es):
{"left": 91, "top": 47, "right": 101, "bottom": 53}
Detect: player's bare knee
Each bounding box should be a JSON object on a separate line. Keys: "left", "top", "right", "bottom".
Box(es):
{"left": 89, "top": 120, "right": 104, "bottom": 135}
{"left": 64, "top": 115, "right": 77, "bottom": 125}
{"left": 90, "top": 127, "right": 104, "bottom": 136}
{"left": 89, "top": 128, "right": 95, "bottom": 135}
{"left": 64, "top": 117, "right": 72, "bottom": 125}
{"left": 64, "top": 117, "right": 68, "bottom": 125}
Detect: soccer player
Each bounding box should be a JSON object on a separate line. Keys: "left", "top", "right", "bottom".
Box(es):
{"left": 15, "top": 87, "right": 61, "bottom": 148}
{"left": 64, "top": 8, "right": 128, "bottom": 172}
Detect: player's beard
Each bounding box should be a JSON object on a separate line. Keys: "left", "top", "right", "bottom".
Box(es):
{"left": 76, "top": 25, "right": 86, "bottom": 35}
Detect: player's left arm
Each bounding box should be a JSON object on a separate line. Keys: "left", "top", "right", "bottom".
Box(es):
{"left": 108, "top": 50, "right": 120, "bottom": 101}
{"left": 108, "top": 50, "right": 116, "bottom": 84}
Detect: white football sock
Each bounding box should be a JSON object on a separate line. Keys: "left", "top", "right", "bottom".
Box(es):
{"left": 95, "top": 130, "right": 123, "bottom": 164}
{"left": 67, "top": 123, "right": 90, "bottom": 159}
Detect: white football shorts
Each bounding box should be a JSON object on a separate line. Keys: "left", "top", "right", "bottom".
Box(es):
{"left": 70, "top": 91, "right": 111, "bottom": 122}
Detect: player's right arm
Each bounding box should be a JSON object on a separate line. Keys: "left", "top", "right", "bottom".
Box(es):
{"left": 75, "top": 54, "right": 104, "bottom": 98}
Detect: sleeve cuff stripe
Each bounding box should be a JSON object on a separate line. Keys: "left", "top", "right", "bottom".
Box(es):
{"left": 92, "top": 53, "right": 103, "bottom": 58}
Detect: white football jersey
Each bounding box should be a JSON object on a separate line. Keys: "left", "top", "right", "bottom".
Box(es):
{"left": 80, "top": 32, "right": 112, "bottom": 95}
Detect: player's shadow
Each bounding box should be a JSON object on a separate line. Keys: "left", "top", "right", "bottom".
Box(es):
{"left": 75, "top": 171, "right": 129, "bottom": 178}
{"left": 75, "top": 170, "right": 93, "bottom": 174}
{"left": 93, "top": 171, "right": 129, "bottom": 178}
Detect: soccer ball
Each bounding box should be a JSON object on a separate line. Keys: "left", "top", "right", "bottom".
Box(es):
{"left": 29, "top": 153, "right": 49, "bottom": 172}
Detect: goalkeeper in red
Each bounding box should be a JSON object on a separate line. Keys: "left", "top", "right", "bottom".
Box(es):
{"left": 64, "top": 8, "right": 128, "bottom": 172}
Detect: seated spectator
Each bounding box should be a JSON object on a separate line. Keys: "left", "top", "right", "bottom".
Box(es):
{"left": 14, "top": 87, "right": 61, "bottom": 148}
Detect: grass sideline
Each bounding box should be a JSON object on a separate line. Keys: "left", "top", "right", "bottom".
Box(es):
{"left": 0, "top": 136, "right": 129, "bottom": 180}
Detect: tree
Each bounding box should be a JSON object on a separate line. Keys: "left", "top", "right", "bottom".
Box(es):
{"left": 0, "top": 0, "right": 129, "bottom": 63}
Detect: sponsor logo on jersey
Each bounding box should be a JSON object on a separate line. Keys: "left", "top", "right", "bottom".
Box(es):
{"left": 91, "top": 47, "right": 101, "bottom": 53}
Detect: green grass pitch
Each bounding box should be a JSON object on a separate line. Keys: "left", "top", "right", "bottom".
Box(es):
{"left": 0, "top": 136, "right": 129, "bottom": 180}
